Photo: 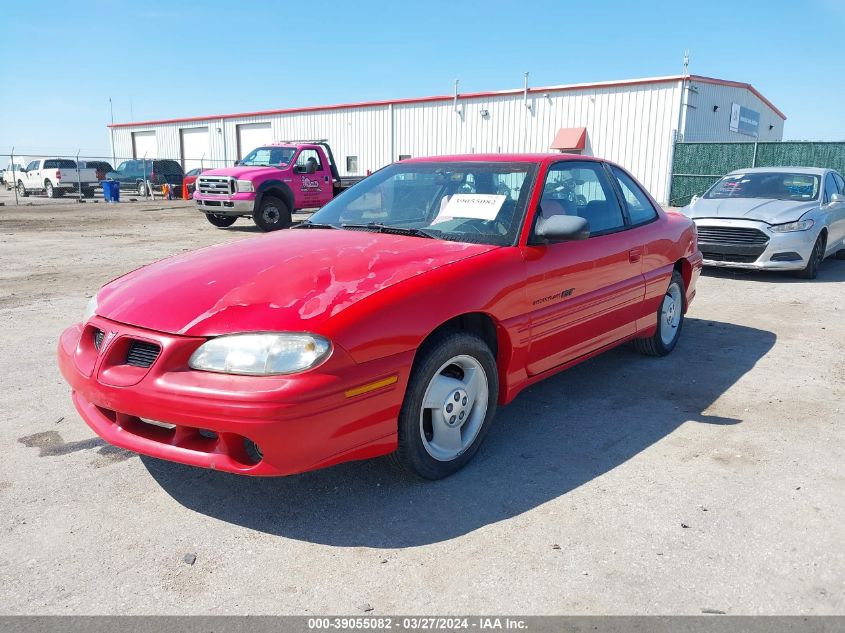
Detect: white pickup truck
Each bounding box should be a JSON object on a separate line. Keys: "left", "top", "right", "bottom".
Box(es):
{"left": 3, "top": 160, "right": 27, "bottom": 190}
{"left": 15, "top": 158, "right": 98, "bottom": 198}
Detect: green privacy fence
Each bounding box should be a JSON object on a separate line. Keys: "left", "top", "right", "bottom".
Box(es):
{"left": 668, "top": 141, "right": 845, "bottom": 207}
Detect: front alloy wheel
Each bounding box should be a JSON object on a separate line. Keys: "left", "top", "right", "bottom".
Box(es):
{"left": 392, "top": 331, "right": 498, "bottom": 479}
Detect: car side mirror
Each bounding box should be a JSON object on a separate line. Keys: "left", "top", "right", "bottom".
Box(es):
{"left": 534, "top": 214, "right": 590, "bottom": 244}
{"left": 830, "top": 193, "right": 845, "bottom": 204}
{"left": 292, "top": 165, "right": 306, "bottom": 174}
{"left": 690, "top": 194, "right": 699, "bottom": 204}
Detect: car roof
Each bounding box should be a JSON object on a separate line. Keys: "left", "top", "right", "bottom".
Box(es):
{"left": 401, "top": 153, "right": 601, "bottom": 165}
{"left": 728, "top": 166, "right": 830, "bottom": 176}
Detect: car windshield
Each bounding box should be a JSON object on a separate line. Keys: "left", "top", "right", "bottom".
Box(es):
{"left": 308, "top": 161, "right": 537, "bottom": 246}
{"left": 239, "top": 147, "right": 296, "bottom": 167}
{"left": 704, "top": 172, "right": 820, "bottom": 201}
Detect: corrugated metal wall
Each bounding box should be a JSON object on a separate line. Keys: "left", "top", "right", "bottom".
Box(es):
{"left": 110, "top": 78, "right": 783, "bottom": 205}
{"left": 682, "top": 80, "right": 784, "bottom": 142}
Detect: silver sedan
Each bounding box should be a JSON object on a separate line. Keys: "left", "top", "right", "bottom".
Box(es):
{"left": 681, "top": 167, "right": 845, "bottom": 278}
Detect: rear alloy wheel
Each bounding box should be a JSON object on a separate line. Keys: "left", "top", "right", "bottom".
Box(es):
{"left": 44, "top": 180, "right": 55, "bottom": 198}
{"left": 17, "top": 181, "right": 28, "bottom": 197}
{"left": 391, "top": 331, "right": 498, "bottom": 480}
{"left": 253, "top": 196, "right": 292, "bottom": 232}
{"left": 137, "top": 181, "right": 147, "bottom": 197}
{"left": 634, "top": 270, "right": 685, "bottom": 357}
{"left": 797, "top": 233, "right": 826, "bottom": 279}
{"left": 205, "top": 214, "right": 237, "bottom": 228}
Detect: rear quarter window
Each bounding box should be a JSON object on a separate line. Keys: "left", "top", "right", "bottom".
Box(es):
{"left": 609, "top": 166, "right": 658, "bottom": 225}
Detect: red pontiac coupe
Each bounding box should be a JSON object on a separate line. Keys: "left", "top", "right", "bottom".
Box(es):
{"left": 58, "top": 154, "right": 702, "bottom": 480}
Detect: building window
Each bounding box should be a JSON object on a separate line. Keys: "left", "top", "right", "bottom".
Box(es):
{"left": 398, "top": 154, "right": 411, "bottom": 161}
{"left": 346, "top": 156, "right": 358, "bottom": 173}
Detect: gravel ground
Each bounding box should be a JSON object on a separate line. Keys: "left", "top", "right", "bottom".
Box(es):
{"left": 0, "top": 189, "right": 843, "bottom": 615}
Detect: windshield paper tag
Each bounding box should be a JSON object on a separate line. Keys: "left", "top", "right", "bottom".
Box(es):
{"left": 435, "top": 194, "right": 506, "bottom": 223}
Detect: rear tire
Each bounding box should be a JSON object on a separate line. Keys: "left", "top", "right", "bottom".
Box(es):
{"left": 45, "top": 180, "right": 56, "bottom": 198}
{"left": 634, "top": 270, "right": 685, "bottom": 357}
{"left": 390, "top": 331, "right": 498, "bottom": 480}
{"left": 253, "top": 196, "right": 291, "bottom": 231}
{"left": 796, "top": 233, "right": 826, "bottom": 279}
{"left": 17, "top": 181, "right": 28, "bottom": 197}
{"left": 205, "top": 214, "right": 237, "bottom": 228}
{"left": 137, "top": 181, "right": 147, "bottom": 197}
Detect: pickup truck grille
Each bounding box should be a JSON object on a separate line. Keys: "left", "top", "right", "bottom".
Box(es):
{"left": 696, "top": 226, "right": 769, "bottom": 246}
{"left": 198, "top": 176, "right": 235, "bottom": 196}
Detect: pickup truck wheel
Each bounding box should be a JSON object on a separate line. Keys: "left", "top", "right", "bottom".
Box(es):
{"left": 253, "top": 196, "right": 291, "bottom": 231}
{"left": 391, "top": 331, "right": 498, "bottom": 480}
{"left": 44, "top": 180, "right": 55, "bottom": 198}
{"left": 17, "top": 181, "right": 28, "bottom": 197}
{"left": 137, "top": 181, "right": 147, "bottom": 197}
{"left": 205, "top": 214, "right": 237, "bottom": 228}
{"left": 634, "top": 270, "right": 685, "bottom": 357}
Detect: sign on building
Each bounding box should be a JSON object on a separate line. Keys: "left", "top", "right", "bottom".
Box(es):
{"left": 729, "top": 103, "right": 760, "bottom": 138}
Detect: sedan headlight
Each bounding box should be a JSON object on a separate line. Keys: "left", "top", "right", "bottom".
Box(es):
{"left": 189, "top": 333, "right": 331, "bottom": 376}
{"left": 770, "top": 219, "right": 814, "bottom": 233}
{"left": 83, "top": 295, "right": 98, "bottom": 322}
{"left": 236, "top": 179, "right": 254, "bottom": 193}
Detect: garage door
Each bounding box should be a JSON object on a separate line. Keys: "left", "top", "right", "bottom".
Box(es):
{"left": 132, "top": 131, "right": 157, "bottom": 159}
{"left": 237, "top": 123, "right": 273, "bottom": 159}
{"left": 180, "top": 127, "right": 209, "bottom": 171}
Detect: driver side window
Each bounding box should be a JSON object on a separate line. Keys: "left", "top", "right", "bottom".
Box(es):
{"left": 539, "top": 161, "right": 626, "bottom": 236}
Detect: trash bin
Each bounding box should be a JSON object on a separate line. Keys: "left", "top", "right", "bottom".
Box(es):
{"left": 103, "top": 180, "right": 120, "bottom": 203}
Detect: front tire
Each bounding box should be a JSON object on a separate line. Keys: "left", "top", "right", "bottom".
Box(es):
{"left": 253, "top": 195, "right": 291, "bottom": 231}
{"left": 796, "top": 233, "right": 826, "bottom": 279}
{"left": 634, "top": 270, "right": 685, "bottom": 357}
{"left": 392, "top": 331, "right": 499, "bottom": 480}
{"left": 205, "top": 214, "right": 237, "bottom": 228}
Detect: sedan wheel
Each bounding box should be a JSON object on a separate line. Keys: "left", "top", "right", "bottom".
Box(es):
{"left": 392, "top": 331, "right": 498, "bottom": 479}
{"left": 797, "top": 233, "right": 826, "bottom": 279}
{"left": 634, "top": 270, "right": 685, "bottom": 357}
{"left": 420, "top": 355, "right": 489, "bottom": 462}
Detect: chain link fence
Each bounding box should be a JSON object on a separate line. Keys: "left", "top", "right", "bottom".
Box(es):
{"left": 1, "top": 150, "right": 235, "bottom": 205}
{"left": 669, "top": 141, "right": 845, "bottom": 207}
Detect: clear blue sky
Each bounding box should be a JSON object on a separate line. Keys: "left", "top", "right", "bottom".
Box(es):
{"left": 1, "top": 0, "right": 843, "bottom": 157}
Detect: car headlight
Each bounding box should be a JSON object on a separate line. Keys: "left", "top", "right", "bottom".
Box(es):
{"left": 236, "top": 179, "right": 254, "bottom": 193}
{"left": 83, "top": 295, "right": 98, "bottom": 322}
{"left": 770, "top": 219, "right": 814, "bottom": 233}
{"left": 188, "top": 333, "right": 331, "bottom": 376}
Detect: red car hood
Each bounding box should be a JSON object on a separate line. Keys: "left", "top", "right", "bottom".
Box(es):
{"left": 97, "top": 229, "right": 496, "bottom": 336}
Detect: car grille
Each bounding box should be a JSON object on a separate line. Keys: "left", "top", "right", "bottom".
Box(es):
{"left": 701, "top": 252, "right": 759, "bottom": 264}
{"left": 126, "top": 341, "right": 161, "bottom": 368}
{"left": 696, "top": 226, "right": 769, "bottom": 246}
{"left": 197, "top": 176, "right": 235, "bottom": 196}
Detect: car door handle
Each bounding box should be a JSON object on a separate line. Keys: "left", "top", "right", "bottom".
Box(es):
{"left": 628, "top": 248, "right": 642, "bottom": 263}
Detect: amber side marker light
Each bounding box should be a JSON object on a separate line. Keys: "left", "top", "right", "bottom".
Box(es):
{"left": 344, "top": 375, "right": 399, "bottom": 398}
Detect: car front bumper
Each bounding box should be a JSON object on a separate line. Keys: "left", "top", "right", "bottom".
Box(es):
{"left": 694, "top": 218, "right": 818, "bottom": 271}
{"left": 57, "top": 316, "right": 409, "bottom": 476}
{"left": 195, "top": 196, "right": 255, "bottom": 216}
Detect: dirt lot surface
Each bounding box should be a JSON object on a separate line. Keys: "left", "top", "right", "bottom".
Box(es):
{"left": 1, "top": 189, "right": 843, "bottom": 615}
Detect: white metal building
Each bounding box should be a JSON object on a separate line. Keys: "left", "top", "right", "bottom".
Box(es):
{"left": 109, "top": 74, "right": 785, "bottom": 204}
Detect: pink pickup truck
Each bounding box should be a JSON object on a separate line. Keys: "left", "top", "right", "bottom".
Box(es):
{"left": 194, "top": 141, "right": 364, "bottom": 231}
